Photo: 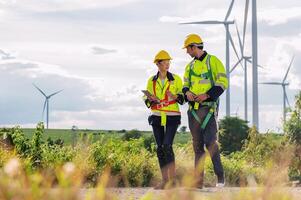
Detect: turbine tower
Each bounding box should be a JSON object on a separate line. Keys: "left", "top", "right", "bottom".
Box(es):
{"left": 230, "top": 0, "right": 261, "bottom": 122}
{"left": 33, "top": 84, "right": 63, "bottom": 129}
{"left": 252, "top": 0, "right": 259, "bottom": 128}
{"left": 180, "top": 0, "right": 236, "bottom": 117}
{"left": 260, "top": 56, "right": 294, "bottom": 122}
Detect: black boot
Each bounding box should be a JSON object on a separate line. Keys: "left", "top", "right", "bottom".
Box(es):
{"left": 164, "top": 145, "right": 176, "bottom": 188}
{"left": 155, "top": 146, "right": 168, "bottom": 190}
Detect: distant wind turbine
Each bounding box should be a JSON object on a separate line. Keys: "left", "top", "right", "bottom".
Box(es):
{"left": 180, "top": 0, "right": 237, "bottom": 117}
{"left": 260, "top": 56, "right": 294, "bottom": 122}
{"left": 33, "top": 84, "right": 63, "bottom": 129}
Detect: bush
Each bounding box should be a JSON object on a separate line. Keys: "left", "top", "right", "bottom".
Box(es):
{"left": 90, "top": 138, "right": 156, "bottom": 186}
{"left": 122, "top": 129, "right": 142, "bottom": 141}
{"left": 242, "top": 127, "right": 286, "bottom": 167}
{"left": 285, "top": 92, "right": 301, "bottom": 182}
{"left": 143, "top": 135, "right": 155, "bottom": 152}
{"left": 218, "top": 116, "right": 249, "bottom": 155}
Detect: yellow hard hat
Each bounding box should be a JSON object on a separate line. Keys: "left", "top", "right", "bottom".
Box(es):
{"left": 153, "top": 50, "right": 172, "bottom": 63}
{"left": 183, "top": 34, "right": 203, "bottom": 49}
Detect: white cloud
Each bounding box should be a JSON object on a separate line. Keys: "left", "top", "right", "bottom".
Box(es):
{"left": 0, "top": 0, "right": 142, "bottom": 12}
{"left": 258, "top": 7, "right": 301, "bottom": 25}
{"left": 159, "top": 16, "right": 185, "bottom": 23}
{"left": 91, "top": 46, "right": 117, "bottom": 55}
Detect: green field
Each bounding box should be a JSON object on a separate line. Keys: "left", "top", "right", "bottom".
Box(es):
{"left": 20, "top": 128, "right": 192, "bottom": 145}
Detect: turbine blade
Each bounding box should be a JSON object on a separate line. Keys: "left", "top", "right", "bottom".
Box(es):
{"left": 230, "top": 57, "right": 243, "bottom": 73}
{"left": 260, "top": 82, "right": 282, "bottom": 85}
{"left": 42, "top": 100, "right": 47, "bottom": 120}
{"left": 229, "top": 33, "right": 243, "bottom": 69}
{"left": 225, "top": 0, "right": 235, "bottom": 21}
{"left": 235, "top": 22, "right": 243, "bottom": 54}
{"left": 33, "top": 83, "right": 47, "bottom": 97}
{"left": 284, "top": 90, "right": 291, "bottom": 108}
{"left": 180, "top": 20, "right": 224, "bottom": 25}
{"left": 49, "top": 89, "right": 63, "bottom": 98}
{"left": 257, "top": 64, "right": 264, "bottom": 69}
{"left": 283, "top": 55, "right": 295, "bottom": 83}
{"left": 243, "top": 0, "right": 250, "bottom": 50}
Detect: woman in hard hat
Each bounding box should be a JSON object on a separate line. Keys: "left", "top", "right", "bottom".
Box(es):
{"left": 143, "top": 50, "right": 184, "bottom": 189}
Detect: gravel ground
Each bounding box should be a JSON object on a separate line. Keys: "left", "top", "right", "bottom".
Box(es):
{"left": 79, "top": 187, "right": 301, "bottom": 200}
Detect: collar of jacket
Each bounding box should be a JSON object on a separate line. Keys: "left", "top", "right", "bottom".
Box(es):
{"left": 152, "top": 71, "right": 175, "bottom": 81}
{"left": 195, "top": 51, "right": 208, "bottom": 62}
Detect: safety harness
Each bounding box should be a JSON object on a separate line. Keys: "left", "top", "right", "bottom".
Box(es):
{"left": 151, "top": 79, "right": 180, "bottom": 126}
{"left": 188, "top": 54, "right": 218, "bottom": 130}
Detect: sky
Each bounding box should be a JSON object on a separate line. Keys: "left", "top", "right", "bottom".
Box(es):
{"left": 0, "top": 0, "right": 300, "bottom": 132}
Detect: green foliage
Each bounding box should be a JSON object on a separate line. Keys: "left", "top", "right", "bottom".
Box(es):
{"left": 90, "top": 138, "right": 156, "bottom": 186}
{"left": 31, "top": 122, "right": 44, "bottom": 168}
{"left": 41, "top": 145, "right": 76, "bottom": 168}
{"left": 122, "top": 129, "right": 142, "bottom": 141}
{"left": 143, "top": 135, "right": 155, "bottom": 152}
{"left": 285, "top": 92, "right": 301, "bottom": 145}
{"left": 285, "top": 92, "right": 301, "bottom": 182}
{"left": 242, "top": 127, "right": 285, "bottom": 167}
{"left": 218, "top": 116, "right": 249, "bottom": 155}
{"left": 8, "top": 126, "right": 31, "bottom": 156}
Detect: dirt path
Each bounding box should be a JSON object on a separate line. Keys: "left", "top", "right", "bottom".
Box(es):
{"left": 80, "top": 187, "right": 301, "bottom": 199}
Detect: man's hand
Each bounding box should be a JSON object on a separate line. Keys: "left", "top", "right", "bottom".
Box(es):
{"left": 186, "top": 91, "right": 196, "bottom": 102}
{"left": 194, "top": 94, "right": 209, "bottom": 103}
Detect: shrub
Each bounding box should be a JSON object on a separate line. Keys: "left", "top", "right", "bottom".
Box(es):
{"left": 90, "top": 138, "right": 156, "bottom": 186}
{"left": 242, "top": 126, "right": 288, "bottom": 170}
{"left": 285, "top": 92, "right": 301, "bottom": 182}
{"left": 122, "top": 129, "right": 142, "bottom": 141}
{"left": 218, "top": 116, "right": 249, "bottom": 155}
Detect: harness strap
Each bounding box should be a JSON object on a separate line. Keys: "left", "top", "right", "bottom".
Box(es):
{"left": 188, "top": 55, "right": 217, "bottom": 130}
{"left": 151, "top": 79, "right": 179, "bottom": 126}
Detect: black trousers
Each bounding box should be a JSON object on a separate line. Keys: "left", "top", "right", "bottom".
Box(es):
{"left": 148, "top": 115, "right": 180, "bottom": 168}
{"left": 188, "top": 106, "right": 224, "bottom": 182}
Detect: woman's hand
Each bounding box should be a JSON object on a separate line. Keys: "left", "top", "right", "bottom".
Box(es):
{"left": 148, "top": 95, "right": 160, "bottom": 103}
{"left": 166, "top": 91, "right": 178, "bottom": 100}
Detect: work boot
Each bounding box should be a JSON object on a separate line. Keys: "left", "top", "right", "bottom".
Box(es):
{"left": 194, "top": 171, "right": 204, "bottom": 189}
{"left": 168, "top": 162, "right": 176, "bottom": 187}
{"left": 154, "top": 180, "right": 167, "bottom": 190}
{"left": 154, "top": 166, "right": 168, "bottom": 190}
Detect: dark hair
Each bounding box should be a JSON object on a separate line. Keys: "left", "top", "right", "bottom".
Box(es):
{"left": 189, "top": 43, "right": 204, "bottom": 50}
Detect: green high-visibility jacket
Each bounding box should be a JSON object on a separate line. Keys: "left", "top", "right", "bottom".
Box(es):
{"left": 183, "top": 52, "right": 228, "bottom": 110}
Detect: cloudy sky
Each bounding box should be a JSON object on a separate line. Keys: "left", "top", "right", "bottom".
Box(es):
{"left": 0, "top": 0, "right": 300, "bottom": 132}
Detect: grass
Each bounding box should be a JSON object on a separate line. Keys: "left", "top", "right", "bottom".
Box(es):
{"left": 21, "top": 129, "right": 192, "bottom": 145}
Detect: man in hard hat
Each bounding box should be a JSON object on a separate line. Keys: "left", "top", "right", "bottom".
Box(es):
{"left": 182, "top": 34, "right": 228, "bottom": 188}
{"left": 143, "top": 50, "right": 184, "bottom": 189}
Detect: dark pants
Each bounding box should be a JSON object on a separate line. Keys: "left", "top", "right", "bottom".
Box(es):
{"left": 149, "top": 115, "right": 180, "bottom": 181}
{"left": 188, "top": 106, "right": 224, "bottom": 183}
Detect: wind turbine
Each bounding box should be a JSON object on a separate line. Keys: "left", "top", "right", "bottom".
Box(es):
{"left": 33, "top": 84, "right": 63, "bottom": 129}
{"left": 260, "top": 56, "right": 294, "bottom": 122}
{"left": 230, "top": 0, "right": 262, "bottom": 122}
{"left": 180, "top": 0, "right": 237, "bottom": 117}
